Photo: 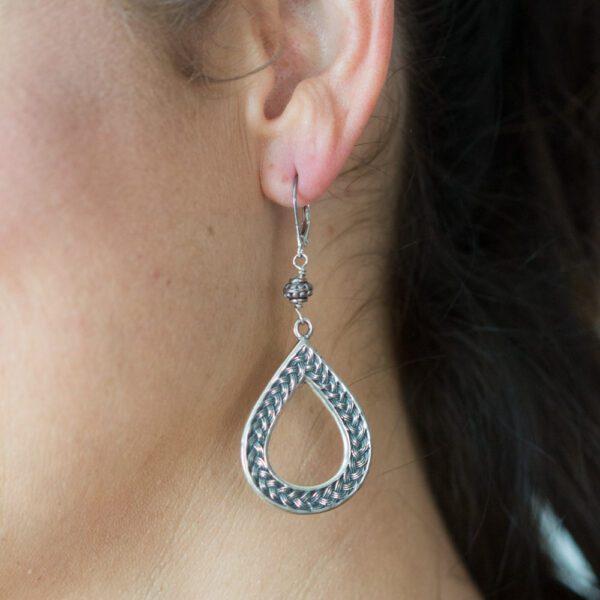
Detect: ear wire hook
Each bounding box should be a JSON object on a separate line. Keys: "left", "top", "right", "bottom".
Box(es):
{"left": 292, "top": 173, "right": 311, "bottom": 254}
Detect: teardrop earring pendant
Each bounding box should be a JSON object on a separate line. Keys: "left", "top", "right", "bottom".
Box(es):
{"left": 240, "top": 174, "right": 372, "bottom": 514}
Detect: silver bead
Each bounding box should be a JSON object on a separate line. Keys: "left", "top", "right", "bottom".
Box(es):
{"left": 283, "top": 276, "right": 313, "bottom": 307}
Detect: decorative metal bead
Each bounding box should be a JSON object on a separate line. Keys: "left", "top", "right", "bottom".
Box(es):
{"left": 283, "top": 276, "right": 313, "bottom": 307}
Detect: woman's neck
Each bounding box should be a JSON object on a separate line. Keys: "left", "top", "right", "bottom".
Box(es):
{"left": 0, "top": 191, "right": 479, "bottom": 599}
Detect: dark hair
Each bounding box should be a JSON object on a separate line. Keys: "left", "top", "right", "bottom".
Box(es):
{"left": 393, "top": 0, "right": 600, "bottom": 597}
{"left": 132, "top": 1, "right": 600, "bottom": 596}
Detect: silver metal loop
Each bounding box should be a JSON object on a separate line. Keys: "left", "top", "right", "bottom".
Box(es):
{"left": 292, "top": 174, "right": 311, "bottom": 253}
{"left": 293, "top": 317, "right": 313, "bottom": 340}
{"left": 292, "top": 253, "right": 309, "bottom": 271}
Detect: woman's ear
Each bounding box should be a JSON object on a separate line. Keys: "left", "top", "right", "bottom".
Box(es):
{"left": 243, "top": 0, "right": 395, "bottom": 207}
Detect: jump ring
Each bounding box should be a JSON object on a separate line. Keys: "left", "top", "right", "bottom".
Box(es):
{"left": 292, "top": 253, "right": 309, "bottom": 270}
{"left": 293, "top": 318, "right": 313, "bottom": 339}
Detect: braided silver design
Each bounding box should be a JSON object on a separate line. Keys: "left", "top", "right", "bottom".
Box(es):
{"left": 240, "top": 340, "right": 371, "bottom": 514}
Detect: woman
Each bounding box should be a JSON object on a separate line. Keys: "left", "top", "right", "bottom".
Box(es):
{"left": 0, "top": 1, "right": 598, "bottom": 598}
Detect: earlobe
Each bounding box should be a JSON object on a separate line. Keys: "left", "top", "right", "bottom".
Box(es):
{"left": 260, "top": 77, "right": 340, "bottom": 207}
{"left": 244, "top": 0, "right": 395, "bottom": 207}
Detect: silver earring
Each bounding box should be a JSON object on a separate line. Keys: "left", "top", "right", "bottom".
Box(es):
{"left": 240, "top": 174, "right": 372, "bottom": 514}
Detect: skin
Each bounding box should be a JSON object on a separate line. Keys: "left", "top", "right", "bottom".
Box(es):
{"left": 0, "top": 1, "right": 481, "bottom": 598}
